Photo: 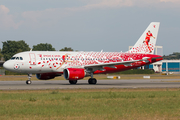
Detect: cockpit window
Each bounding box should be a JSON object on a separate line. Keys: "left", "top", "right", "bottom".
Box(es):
{"left": 11, "top": 57, "right": 16, "bottom": 60}
{"left": 10, "top": 56, "right": 23, "bottom": 60}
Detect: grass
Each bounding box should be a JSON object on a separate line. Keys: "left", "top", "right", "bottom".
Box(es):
{"left": 0, "top": 89, "right": 180, "bottom": 119}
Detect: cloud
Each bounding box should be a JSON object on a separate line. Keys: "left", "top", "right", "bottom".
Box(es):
{"left": 20, "top": 0, "right": 180, "bottom": 28}
{"left": 0, "top": 5, "right": 22, "bottom": 29}
{"left": 1, "top": 0, "right": 180, "bottom": 29}
{"left": 82, "top": 0, "right": 180, "bottom": 8}
{"left": 21, "top": 8, "right": 75, "bottom": 28}
{"left": 19, "top": 0, "right": 179, "bottom": 29}
{"left": 83, "top": 0, "right": 133, "bottom": 9}
{"left": 0, "top": 5, "right": 9, "bottom": 14}
{"left": 160, "top": 0, "right": 180, "bottom": 3}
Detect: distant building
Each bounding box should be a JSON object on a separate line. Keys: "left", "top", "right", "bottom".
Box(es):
{"left": 149, "top": 60, "right": 180, "bottom": 73}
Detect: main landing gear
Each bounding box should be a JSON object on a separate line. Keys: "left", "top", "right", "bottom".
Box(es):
{"left": 88, "top": 78, "right": 97, "bottom": 84}
{"left": 69, "top": 80, "right": 77, "bottom": 84}
{"left": 88, "top": 72, "right": 97, "bottom": 84}
{"left": 69, "top": 78, "right": 97, "bottom": 85}
{"left": 26, "top": 74, "right": 32, "bottom": 85}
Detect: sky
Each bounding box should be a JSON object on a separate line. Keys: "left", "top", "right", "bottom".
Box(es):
{"left": 0, "top": 0, "right": 180, "bottom": 55}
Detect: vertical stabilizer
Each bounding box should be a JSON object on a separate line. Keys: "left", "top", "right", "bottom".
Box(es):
{"left": 129, "top": 22, "right": 160, "bottom": 54}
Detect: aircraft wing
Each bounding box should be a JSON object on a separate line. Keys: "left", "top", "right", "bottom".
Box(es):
{"left": 83, "top": 56, "right": 162, "bottom": 71}
{"left": 83, "top": 59, "right": 141, "bottom": 70}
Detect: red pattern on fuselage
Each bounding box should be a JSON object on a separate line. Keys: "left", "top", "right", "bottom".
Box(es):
{"left": 37, "top": 52, "right": 162, "bottom": 75}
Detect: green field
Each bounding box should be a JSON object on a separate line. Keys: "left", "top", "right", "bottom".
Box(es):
{"left": 0, "top": 89, "right": 180, "bottom": 120}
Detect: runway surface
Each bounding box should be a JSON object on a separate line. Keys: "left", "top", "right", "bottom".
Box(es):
{"left": 0, "top": 79, "right": 180, "bottom": 90}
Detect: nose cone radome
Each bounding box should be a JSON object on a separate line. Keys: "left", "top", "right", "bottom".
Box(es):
{"left": 3, "top": 61, "right": 13, "bottom": 71}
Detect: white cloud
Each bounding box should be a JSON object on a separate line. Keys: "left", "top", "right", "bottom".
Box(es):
{"left": 83, "top": 0, "right": 133, "bottom": 9}
{"left": 21, "top": 8, "right": 75, "bottom": 28}
{"left": 1, "top": 0, "right": 180, "bottom": 29}
{"left": 160, "top": 0, "right": 180, "bottom": 3}
{"left": 0, "top": 5, "right": 9, "bottom": 14}
{"left": 84, "top": 0, "right": 180, "bottom": 8}
{"left": 20, "top": 0, "right": 180, "bottom": 28}
{"left": 0, "top": 5, "right": 22, "bottom": 29}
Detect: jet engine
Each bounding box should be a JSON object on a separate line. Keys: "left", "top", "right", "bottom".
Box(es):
{"left": 36, "top": 73, "right": 56, "bottom": 80}
{"left": 63, "top": 68, "right": 86, "bottom": 80}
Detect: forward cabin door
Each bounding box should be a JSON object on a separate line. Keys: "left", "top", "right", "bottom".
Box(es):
{"left": 28, "top": 53, "right": 42, "bottom": 72}
{"left": 29, "top": 53, "right": 36, "bottom": 65}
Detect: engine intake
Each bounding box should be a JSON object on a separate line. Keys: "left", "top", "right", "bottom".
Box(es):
{"left": 63, "top": 68, "right": 86, "bottom": 80}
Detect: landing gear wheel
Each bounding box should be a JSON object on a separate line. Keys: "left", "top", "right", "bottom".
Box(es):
{"left": 26, "top": 80, "right": 32, "bottom": 85}
{"left": 26, "top": 74, "right": 32, "bottom": 85}
{"left": 88, "top": 78, "right": 97, "bottom": 84}
{"left": 69, "top": 80, "right": 77, "bottom": 84}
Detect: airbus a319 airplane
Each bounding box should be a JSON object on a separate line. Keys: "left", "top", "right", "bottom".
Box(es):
{"left": 3, "top": 22, "right": 163, "bottom": 85}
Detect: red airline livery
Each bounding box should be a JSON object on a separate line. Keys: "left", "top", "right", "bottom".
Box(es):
{"left": 3, "top": 22, "right": 162, "bottom": 85}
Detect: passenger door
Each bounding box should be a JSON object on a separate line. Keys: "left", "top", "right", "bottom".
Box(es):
{"left": 29, "top": 53, "right": 36, "bottom": 65}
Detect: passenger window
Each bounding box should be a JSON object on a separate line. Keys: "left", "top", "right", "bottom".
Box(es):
{"left": 20, "top": 57, "right": 23, "bottom": 60}
{"left": 16, "top": 57, "right": 19, "bottom": 60}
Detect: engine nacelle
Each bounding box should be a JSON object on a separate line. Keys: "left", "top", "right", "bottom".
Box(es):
{"left": 63, "top": 68, "right": 86, "bottom": 80}
{"left": 36, "top": 73, "right": 56, "bottom": 80}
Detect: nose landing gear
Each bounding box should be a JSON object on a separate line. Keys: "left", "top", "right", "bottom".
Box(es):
{"left": 26, "top": 74, "right": 32, "bottom": 85}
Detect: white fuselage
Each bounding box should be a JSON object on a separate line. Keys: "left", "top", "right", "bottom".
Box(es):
{"left": 3, "top": 51, "right": 162, "bottom": 75}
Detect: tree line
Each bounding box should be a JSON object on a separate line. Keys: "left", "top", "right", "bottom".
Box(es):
{"left": 1, "top": 40, "right": 74, "bottom": 61}
{"left": 163, "top": 52, "right": 180, "bottom": 60}
{"left": 1, "top": 40, "right": 180, "bottom": 61}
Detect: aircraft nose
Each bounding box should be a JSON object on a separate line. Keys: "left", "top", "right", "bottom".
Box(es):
{"left": 3, "top": 61, "right": 12, "bottom": 70}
